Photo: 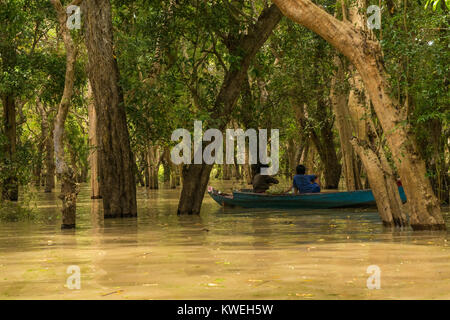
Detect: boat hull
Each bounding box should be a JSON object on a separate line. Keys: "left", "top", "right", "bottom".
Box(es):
{"left": 208, "top": 187, "right": 407, "bottom": 209}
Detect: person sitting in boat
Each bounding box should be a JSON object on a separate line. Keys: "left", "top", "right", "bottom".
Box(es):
{"left": 291, "top": 165, "right": 321, "bottom": 194}
{"left": 252, "top": 164, "right": 279, "bottom": 193}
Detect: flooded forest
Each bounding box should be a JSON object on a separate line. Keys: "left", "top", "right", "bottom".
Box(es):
{"left": 0, "top": 0, "right": 449, "bottom": 300}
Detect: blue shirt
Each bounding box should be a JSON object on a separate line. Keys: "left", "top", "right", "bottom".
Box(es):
{"left": 293, "top": 174, "right": 320, "bottom": 193}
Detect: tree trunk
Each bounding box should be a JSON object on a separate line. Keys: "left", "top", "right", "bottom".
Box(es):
{"left": 161, "top": 148, "right": 171, "bottom": 184}
{"left": 345, "top": 1, "right": 407, "bottom": 227}
{"left": 351, "top": 137, "right": 401, "bottom": 227}
{"left": 177, "top": 4, "right": 283, "bottom": 214}
{"left": 163, "top": 162, "right": 171, "bottom": 183}
{"left": 1, "top": 94, "right": 18, "bottom": 201}
{"left": 178, "top": 164, "right": 213, "bottom": 215}
{"left": 147, "top": 145, "right": 160, "bottom": 190}
{"left": 87, "top": 81, "right": 101, "bottom": 199}
{"left": 79, "top": 161, "right": 89, "bottom": 183}
{"left": 169, "top": 162, "right": 178, "bottom": 189}
{"left": 222, "top": 164, "right": 231, "bottom": 180}
{"left": 330, "top": 56, "right": 362, "bottom": 191}
{"left": 135, "top": 154, "right": 146, "bottom": 187}
{"left": 295, "top": 102, "right": 341, "bottom": 189}
{"left": 285, "top": 138, "right": 302, "bottom": 180}
{"left": 311, "top": 126, "right": 341, "bottom": 189}
{"left": 0, "top": 32, "right": 19, "bottom": 201}
{"left": 33, "top": 145, "right": 42, "bottom": 187}
{"left": 272, "top": 0, "right": 445, "bottom": 230}
{"left": 232, "top": 164, "right": 241, "bottom": 180}
{"left": 36, "top": 99, "right": 56, "bottom": 193}
{"left": 143, "top": 152, "right": 150, "bottom": 187}
{"left": 51, "top": 0, "right": 80, "bottom": 229}
{"left": 84, "top": 0, "right": 137, "bottom": 218}
{"left": 44, "top": 124, "right": 55, "bottom": 193}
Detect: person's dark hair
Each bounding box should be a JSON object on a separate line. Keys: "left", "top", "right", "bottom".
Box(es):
{"left": 251, "top": 164, "right": 260, "bottom": 176}
{"left": 296, "top": 165, "right": 306, "bottom": 175}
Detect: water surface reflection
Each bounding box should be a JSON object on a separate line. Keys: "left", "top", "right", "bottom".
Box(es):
{"left": 0, "top": 183, "right": 448, "bottom": 299}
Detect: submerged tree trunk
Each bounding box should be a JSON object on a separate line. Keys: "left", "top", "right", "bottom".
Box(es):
{"left": 1, "top": 94, "right": 18, "bottom": 201}
{"left": 177, "top": 4, "right": 283, "bottom": 214}
{"left": 0, "top": 32, "right": 19, "bottom": 201}
{"left": 51, "top": 0, "right": 80, "bottom": 229}
{"left": 87, "top": 81, "right": 101, "bottom": 199}
{"left": 272, "top": 0, "right": 445, "bottom": 230}
{"left": 345, "top": 1, "right": 407, "bottom": 227}
{"left": 178, "top": 164, "right": 213, "bottom": 215}
{"left": 84, "top": 0, "right": 137, "bottom": 218}
{"left": 350, "top": 138, "right": 403, "bottom": 227}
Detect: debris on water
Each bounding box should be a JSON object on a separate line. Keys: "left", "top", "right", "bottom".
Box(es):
{"left": 101, "top": 289, "right": 124, "bottom": 296}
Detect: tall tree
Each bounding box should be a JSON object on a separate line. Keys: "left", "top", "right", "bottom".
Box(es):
{"left": 177, "top": 3, "right": 283, "bottom": 215}
{"left": 0, "top": 0, "right": 24, "bottom": 201}
{"left": 50, "top": 0, "right": 81, "bottom": 228}
{"left": 272, "top": 0, "right": 445, "bottom": 230}
{"left": 83, "top": 0, "right": 137, "bottom": 218}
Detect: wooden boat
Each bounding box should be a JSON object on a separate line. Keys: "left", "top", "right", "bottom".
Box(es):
{"left": 207, "top": 186, "right": 407, "bottom": 209}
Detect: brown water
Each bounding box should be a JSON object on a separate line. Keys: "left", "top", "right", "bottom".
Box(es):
{"left": 0, "top": 182, "right": 449, "bottom": 300}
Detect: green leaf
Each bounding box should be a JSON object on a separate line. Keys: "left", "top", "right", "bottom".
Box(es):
{"left": 433, "top": 0, "right": 440, "bottom": 10}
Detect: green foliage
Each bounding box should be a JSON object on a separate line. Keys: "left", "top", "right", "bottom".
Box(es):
{"left": 0, "top": 0, "right": 449, "bottom": 212}
{"left": 424, "top": 0, "right": 450, "bottom": 11}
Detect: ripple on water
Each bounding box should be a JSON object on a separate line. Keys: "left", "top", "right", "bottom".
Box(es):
{"left": 0, "top": 182, "right": 448, "bottom": 299}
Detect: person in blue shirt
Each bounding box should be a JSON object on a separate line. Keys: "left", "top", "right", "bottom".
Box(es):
{"left": 291, "top": 165, "right": 321, "bottom": 194}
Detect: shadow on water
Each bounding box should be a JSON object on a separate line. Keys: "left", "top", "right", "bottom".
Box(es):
{"left": 0, "top": 181, "right": 448, "bottom": 299}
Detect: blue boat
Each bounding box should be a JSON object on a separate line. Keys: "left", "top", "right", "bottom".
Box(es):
{"left": 207, "top": 186, "right": 407, "bottom": 209}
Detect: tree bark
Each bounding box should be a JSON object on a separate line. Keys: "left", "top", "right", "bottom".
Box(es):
{"left": 351, "top": 138, "right": 400, "bottom": 227}
{"left": 0, "top": 28, "right": 18, "bottom": 201}
{"left": 1, "top": 94, "right": 18, "bottom": 201}
{"left": 147, "top": 145, "right": 161, "bottom": 190}
{"left": 51, "top": 0, "right": 80, "bottom": 229}
{"left": 330, "top": 56, "right": 362, "bottom": 191}
{"left": 272, "top": 0, "right": 445, "bottom": 230}
{"left": 44, "top": 126, "right": 56, "bottom": 192}
{"left": 84, "top": 0, "right": 137, "bottom": 218}
{"left": 87, "top": 81, "right": 101, "bottom": 199}
{"left": 222, "top": 164, "right": 231, "bottom": 180}
{"left": 294, "top": 102, "right": 341, "bottom": 188}
{"left": 345, "top": 1, "right": 407, "bottom": 227}
{"left": 160, "top": 147, "right": 171, "bottom": 184}
{"left": 309, "top": 121, "right": 341, "bottom": 189}
{"left": 33, "top": 150, "right": 42, "bottom": 187}
{"left": 177, "top": 4, "right": 283, "bottom": 214}
{"left": 36, "top": 99, "right": 56, "bottom": 193}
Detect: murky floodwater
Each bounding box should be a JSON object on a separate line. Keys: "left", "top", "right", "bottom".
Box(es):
{"left": 0, "top": 182, "right": 449, "bottom": 299}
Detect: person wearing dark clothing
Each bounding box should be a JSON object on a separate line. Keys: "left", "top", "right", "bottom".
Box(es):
{"left": 292, "top": 165, "right": 320, "bottom": 194}
{"left": 252, "top": 164, "right": 279, "bottom": 193}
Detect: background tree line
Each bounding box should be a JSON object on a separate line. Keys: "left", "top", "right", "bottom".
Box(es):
{"left": 0, "top": 0, "right": 448, "bottom": 230}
